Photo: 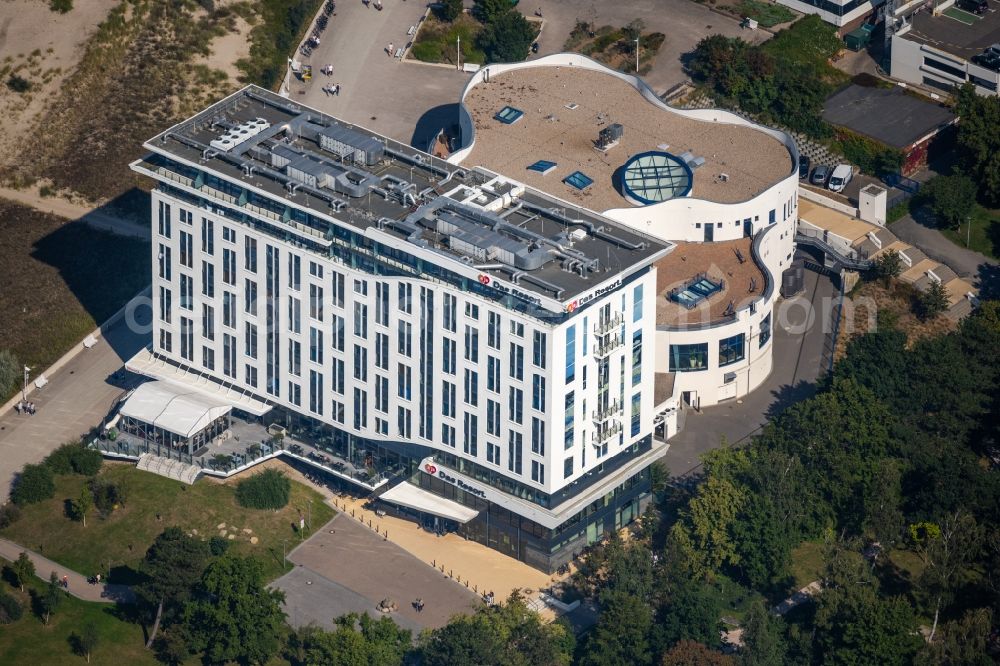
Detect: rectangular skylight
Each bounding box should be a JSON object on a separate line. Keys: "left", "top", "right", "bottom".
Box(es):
{"left": 527, "top": 160, "right": 557, "bottom": 175}
{"left": 494, "top": 106, "right": 524, "bottom": 125}
{"left": 563, "top": 171, "right": 594, "bottom": 190}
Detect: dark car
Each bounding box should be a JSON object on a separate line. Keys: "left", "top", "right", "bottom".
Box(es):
{"left": 798, "top": 155, "right": 811, "bottom": 179}
{"left": 957, "top": 0, "right": 988, "bottom": 14}
{"left": 810, "top": 164, "right": 831, "bottom": 186}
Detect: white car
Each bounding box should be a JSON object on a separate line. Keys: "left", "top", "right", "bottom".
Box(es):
{"left": 827, "top": 164, "right": 853, "bottom": 193}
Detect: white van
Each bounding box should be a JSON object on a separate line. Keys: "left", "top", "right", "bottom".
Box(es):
{"left": 828, "top": 164, "right": 853, "bottom": 193}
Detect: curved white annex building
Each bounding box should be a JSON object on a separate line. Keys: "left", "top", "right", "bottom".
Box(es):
{"left": 450, "top": 54, "right": 799, "bottom": 433}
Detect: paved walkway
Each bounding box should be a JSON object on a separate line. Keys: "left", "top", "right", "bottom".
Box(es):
{"left": 891, "top": 214, "right": 997, "bottom": 281}
{"left": 771, "top": 580, "right": 822, "bottom": 615}
{"left": 0, "top": 538, "right": 134, "bottom": 604}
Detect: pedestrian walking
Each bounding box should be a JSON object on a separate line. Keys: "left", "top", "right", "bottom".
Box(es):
{"left": 334, "top": 83, "right": 341, "bottom": 96}
{"left": 387, "top": 42, "right": 394, "bottom": 57}
{"left": 62, "top": 575, "right": 69, "bottom": 589}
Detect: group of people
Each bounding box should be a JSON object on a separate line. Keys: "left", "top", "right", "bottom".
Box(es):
{"left": 322, "top": 83, "right": 342, "bottom": 96}
{"left": 483, "top": 590, "right": 496, "bottom": 606}
{"left": 413, "top": 598, "right": 425, "bottom": 612}
{"left": 14, "top": 401, "right": 37, "bottom": 415}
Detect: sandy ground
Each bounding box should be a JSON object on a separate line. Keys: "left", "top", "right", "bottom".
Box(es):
{"left": 195, "top": 13, "right": 252, "bottom": 77}
{"left": 0, "top": 0, "right": 119, "bottom": 168}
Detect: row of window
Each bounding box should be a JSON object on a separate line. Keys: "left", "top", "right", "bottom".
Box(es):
{"left": 668, "top": 313, "right": 771, "bottom": 373}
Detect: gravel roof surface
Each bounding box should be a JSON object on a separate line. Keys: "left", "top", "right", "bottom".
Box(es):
{"left": 464, "top": 67, "right": 792, "bottom": 212}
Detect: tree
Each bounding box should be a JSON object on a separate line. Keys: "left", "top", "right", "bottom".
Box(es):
{"left": 287, "top": 614, "right": 411, "bottom": 666}
{"left": 183, "top": 556, "right": 287, "bottom": 665}
{"left": 673, "top": 475, "right": 746, "bottom": 578}
{"left": 872, "top": 249, "right": 903, "bottom": 286}
{"left": 0, "top": 591, "right": 23, "bottom": 624}
{"left": 136, "top": 528, "right": 210, "bottom": 648}
{"left": 954, "top": 84, "right": 1000, "bottom": 206}
{"left": 11, "top": 551, "right": 35, "bottom": 592}
{"left": 472, "top": 0, "right": 515, "bottom": 24}
{"left": 0, "top": 349, "right": 19, "bottom": 397}
{"left": 918, "top": 280, "right": 949, "bottom": 321}
{"left": 739, "top": 602, "right": 785, "bottom": 666}
{"left": 40, "top": 571, "right": 64, "bottom": 625}
{"left": 654, "top": 567, "right": 724, "bottom": 650}
{"left": 45, "top": 442, "right": 103, "bottom": 476}
{"left": 436, "top": 0, "right": 464, "bottom": 22}
{"left": 72, "top": 485, "right": 94, "bottom": 527}
{"left": 922, "top": 174, "right": 977, "bottom": 229}
{"left": 477, "top": 10, "right": 536, "bottom": 63}
{"left": 73, "top": 621, "right": 100, "bottom": 663}
{"left": 915, "top": 607, "right": 993, "bottom": 666}
{"left": 580, "top": 591, "right": 653, "bottom": 666}
{"left": 662, "top": 640, "right": 734, "bottom": 665}
{"left": 11, "top": 463, "right": 55, "bottom": 505}
{"left": 235, "top": 468, "right": 291, "bottom": 509}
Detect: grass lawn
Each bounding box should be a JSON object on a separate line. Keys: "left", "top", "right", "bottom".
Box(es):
{"left": 789, "top": 541, "right": 826, "bottom": 589}
{"left": 0, "top": 576, "right": 158, "bottom": 666}
{"left": 736, "top": 0, "right": 796, "bottom": 27}
{"left": 0, "top": 200, "right": 150, "bottom": 401}
{"left": 939, "top": 206, "right": 1000, "bottom": 260}
{"left": 410, "top": 13, "right": 486, "bottom": 65}
{"left": 0, "top": 463, "right": 334, "bottom": 584}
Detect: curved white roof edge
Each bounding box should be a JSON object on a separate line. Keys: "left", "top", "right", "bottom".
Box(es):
{"left": 450, "top": 53, "right": 799, "bottom": 211}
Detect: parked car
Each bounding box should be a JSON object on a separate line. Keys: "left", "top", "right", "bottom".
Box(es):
{"left": 957, "top": 0, "right": 988, "bottom": 14}
{"left": 828, "top": 164, "right": 853, "bottom": 193}
{"left": 810, "top": 164, "right": 831, "bottom": 186}
{"left": 798, "top": 155, "right": 811, "bottom": 179}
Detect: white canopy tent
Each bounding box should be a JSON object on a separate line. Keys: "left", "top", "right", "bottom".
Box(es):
{"left": 119, "top": 381, "right": 232, "bottom": 439}
{"left": 379, "top": 481, "right": 479, "bottom": 524}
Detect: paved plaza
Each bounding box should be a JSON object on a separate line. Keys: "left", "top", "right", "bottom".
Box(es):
{"left": 274, "top": 513, "right": 481, "bottom": 631}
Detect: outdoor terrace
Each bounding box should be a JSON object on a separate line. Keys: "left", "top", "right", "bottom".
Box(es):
{"left": 462, "top": 66, "right": 793, "bottom": 211}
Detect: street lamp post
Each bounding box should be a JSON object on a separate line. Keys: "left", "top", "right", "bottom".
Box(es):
{"left": 634, "top": 38, "right": 640, "bottom": 73}
{"left": 21, "top": 366, "right": 30, "bottom": 403}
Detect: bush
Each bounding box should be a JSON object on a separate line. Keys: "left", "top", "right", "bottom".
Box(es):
{"left": 11, "top": 464, "right": 55, "bottom": 506}
{"left": 477, "top": 10, "right": 537, "bottom": 63}
{"left": 0, "top": 592, "right": 23, "bottom": 624}
{"left": 237, "top": 0, "right": 323, "bottom": 89}
{"left": 922, "top": 174, "right": 978, "bottom": 230}
{"left": 0, "top": 350, "right": 19, "bottom": 399}
{"left": 235, "top": 469, "right": 291, "bottom": 510}
{"left": 209, "top": 535, "right": 230, "bottom": 556}
{"left": 49, "top": 0, "right": 72, "bottom": 12}
{"left": 435, "top": 0, "right": 464, "bottom": 22}
{"left": 90, "top": 477, "right": 128, "bottom": 517}
{"left": 472, "top": 0, "right": 516, "bottom": 24}
{"left": 44, "top": 443, "right": 103, "bottom": 476}
{"left": 835, "top": 131, "right": 903, "bottom": 177}
{"left": 0, "top": 503, "right": 21, "bottom": 529}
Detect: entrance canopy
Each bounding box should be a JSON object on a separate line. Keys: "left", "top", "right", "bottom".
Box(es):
{"left": 120, "top": 381, "right": 232, "bottom": 439}
{"left": 379, "top": 482, "right": 479, "bottom": 524}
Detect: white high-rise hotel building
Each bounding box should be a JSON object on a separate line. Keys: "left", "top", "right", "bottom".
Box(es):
{"left": 128, "top": 55, "right": 797, "bottom": 571}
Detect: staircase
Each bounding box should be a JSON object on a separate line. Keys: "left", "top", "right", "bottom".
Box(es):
{"left": 796, "top": 233, "right": 873, "bottom": 272}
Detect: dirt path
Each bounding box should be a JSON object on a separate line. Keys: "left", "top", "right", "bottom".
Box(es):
{"left": 0, "top": 186, "right": 149, "bottom": 240}
{"left": 0, "top": 537, "right": 135, "bottom": 604}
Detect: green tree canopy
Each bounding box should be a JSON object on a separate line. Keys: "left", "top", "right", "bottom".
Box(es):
{"left": 922, "top": 174, "right": 977, "bottom": 229}
{"left": 11, "top": 463, "right": 55, "bottom": 505}
{"left": 11, "top": 551, "right": 35, "bottom": 592}
{"left": 477, "top": 10, "right": 536, "bottom": 63}
{"left": 955, "top": 84, "right": 1000, "bottom": 206}
{"left": 580, "top": 590, "right": 653, "bottom": 666}
{"left": 287, "top": 614, "right": 411, "bottom": 666}
{"left": 472, "top": 0, "right": 516, "bottom": 23}
{"left": 436, "top": 0, "right": 464, "bottom": 22}
{"left": 135, "top": 527, "right": 211, "bottom": 647}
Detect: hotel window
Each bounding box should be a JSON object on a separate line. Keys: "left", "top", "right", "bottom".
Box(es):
{"left": 223, "top": 333, "right": 236, "bottom": 378}
{"left": 222, "top": 226, "right": 235, "bottom": 242}
{"left": 508, "top": 432, "right": 523, "bottom": 475}
{"left": 669, "top": 343, "right": 708, "bottom": 372}
{"left": 563, "top": 457, "right": 574, "bottom": 479}
{"left": 375, "top": 375, "right": 389, "bottom": 413}
{"left": 465, "top": 302, "right": 479, "bottom": 319}
{"left": 487, "top": 356, "right": 500, "bottom": 393}
{"left": 288, "top": 340, "right": 301, "bottom": 377}
{"left": 719, "top": 333, "right": 745, "bottom": 367}
{"left": 309, "top": 327, "right": 323, "bottom": 364}
{"left": 353, "top": 279, "right": 367, "bottom": 296}
{"left": 222, "top": 291, "right": 236, "bottom": 328}
{"left": 379, "top": 419, "right": 392, "bottom": 437}
{"left": 288, "top": 297, "right": 301, "bottom": 333}
{"left": 768, "top": 209, "right": 776, "bottom": 225}
{"left": 180, "top": 274, "right": 193, "bottom": 310}
{"left": 159, "top": 287, "right": 172, "bottom": 323}
{"left": 375, "top": 282, "right": 389, "bottom": 326}
{"left": 632, "top": 331, "right": 642, "bottom": 386}
{"left": 179, "top": 231, "right": 193, "bottom": 268}
{"left": 509, "top": 343, "right": 524, "bottom": 380}
{"left": 565, "top": 325, "right": 576, "bottom": 383}
{"left": 332, "top": 400, "right": 345, "bottom": 424}
{"left": 332, "top": 271, "right": 345, "bottom": 309}
{"left": 310, "top": 284, "right": 324, "bottom": 321}
{"left": 332, "top": 314, "right": 345, "bottom": 352}
{"left": 202, "top": 304, "right": 215, "bottom": 341}
{"left": 353, "top": 388, "right": 367, "bottom": 429}
{"left": 441, "top": 423, "right": 456, "bottom": 448}
{"left": 532, "top": 331, "right": 546, "bottom": 368}
{"left": 288, "top": 255, "right": 301, "bottom": 291}
{"left": 582, "top": 317, "right": 588, "bottom": 358}
{"left": 532, "top": 375, "right": 545, "bottom": 411}
{"left": 397, "top": 363, "right": 411, "bottom": 400}
{"left": 531, "top": 416, "right": 545, "bottom": 455}
{"left": 443, "top": 294, "right": 457, "bottom": 333}
{"left": 309, "top": 370, "right": 324, "bottom": 416}
{"left": 179, "top": 208, "right": 193, "bottom": 225}
{"left": 158, "top": 244, "right": 171, "bottom": 280}
{"left": 157, "top": 201, "right": 171, "bottom": 238}
{"left": 245, "top": 365, "right": 258, "bottom": 388}
{"left": 531, "top": 460, "right": 545, "bottom": 484}
{"left": 375, "top": 332, "right": 389, "bottom": 370}
{"left": 760, "top": 312, "right": 772, "bottom": 348}
{"left": 245, "top": 323, "right": 257, "bottom": 359}
{"left": 464, "top": 325, "right": 479, "bottom": 362}
{"left": 510, "top": 321, "right": 524, "bottom": 338}
{"left": 353, "top": 302, "right": 368, "bottom": 339}
{"left": 487, "top": 311, "right": 501, "bottom": 349}
{"left": 244, "top": 280, "right": 257, "bottom": 315}
{"left": 487, "top": 441, "right": 500, "bottom": 466}
{"left": 464, "top": 369, "right": 479, "bottom": 406}
{"left": 487, "top": 399, "right": 500, "bottom": 436}
{"left": 222, "top": 249, "right": 236, "bottom": 286}
{"left": 289, "top": 382, "right": 301, "bottom": 407}
{"left": 443, "top": 338, "right": 456, "bottom": 375}
{"left": 442, "top": 380, "right": 456, "bottom": 418}
{"left": 564, "top": 391, "right": 575, "bottom": 449}
{"left": 332, "top": 358, "right": 345, "bottom": 395}
{"left": 508, "top": 387, "right": 523, "bottom": 424}
{"left": 159, "top": 329, "right": 172, "bottom": 353}
{"left": 397, "top": 320, "right": 412, "bottom": 356}
{"left": 201, "top": 261, "right": 215, "bottom": 298}
{"left": 631, "top": 393, "right": 642, "bottom": 437}
{"left": 181, "top": 317, "right": 194, "bottom": 361}
{"left": 463, "top": 413, "right": 478, "bottom": 456}
{"left": 397, "top": 282, "right": 411, "bottom": 314}
{"left": 244, "top": 237, "right": 257, "bottom": 272}
{"left": 353, "top": 345, "right": 367, "bottom": 381}
{"left": 201, "top": 218, "right": 214, "bottom": 255}
{"left": 202, "top": 346, "right": 215, "bottom": 371}
{"left": 309, "top": 261, "right": 323, "bottom": 279}
{"left": 632, "top": 284, "right": 643, "bottom": 322}
{"left": 397, "top": 406, "right": 411, "bottom": 439}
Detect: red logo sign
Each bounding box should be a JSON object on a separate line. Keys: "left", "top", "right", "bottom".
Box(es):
{"left": 424, "top": 464, "right": 437, "bottom": 475}
{"left": 478, "top": 274, "right": 491, "bottom": 285}
{"left": 566, "top": 300, "right": 579, "bottom": 313}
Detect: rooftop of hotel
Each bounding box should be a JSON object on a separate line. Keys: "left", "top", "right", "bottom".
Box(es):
{"left": 136, "top": 86, "right": 670, "bottom": 304}
{"left": 462, "top": 66, "right": 793, "bottom": 212}
{"left": 654, "top": 237, "right": 765, "bottom": 328}
{"left": 904, "top": 5, "right": 1000, "bottom": 61}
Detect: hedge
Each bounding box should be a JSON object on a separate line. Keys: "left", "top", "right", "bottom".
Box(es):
{"left": 235, "top": 469, "right": 291, "bottom": 510}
